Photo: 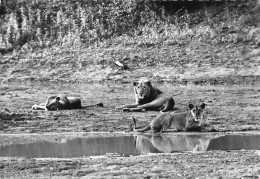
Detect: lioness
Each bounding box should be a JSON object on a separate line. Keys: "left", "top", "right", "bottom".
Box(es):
{"left": 132, "top": 103, "right": 215, "bottom": 133}
{"left": 32, "top": 95, "right": 103, "bottom": 111}
{"left": 115, "top": 77, "right": 178, "bottom": 112}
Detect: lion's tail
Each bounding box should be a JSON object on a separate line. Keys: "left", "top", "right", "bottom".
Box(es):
{"left": 132, "top": 117, "right": 151, "bottom": 132}
{"left": 83, "top": 103, "right": 104, "bottom": 108}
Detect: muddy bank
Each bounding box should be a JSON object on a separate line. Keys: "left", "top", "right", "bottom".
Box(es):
{"left": 1, "top": 150, "right": 260, "bottom": 178}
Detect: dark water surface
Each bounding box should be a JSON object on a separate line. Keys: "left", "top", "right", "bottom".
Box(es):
{"left": 0, "top": 133, "right": 259, "bottom": 158}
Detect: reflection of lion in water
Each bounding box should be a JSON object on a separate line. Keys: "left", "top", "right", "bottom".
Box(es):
{"left": 134, "top": 133, "right": 221, "bottom": 153}
{"left": 115, "top": 77, "right": 178, "bottom": 112}
{"left": 133, "top": 103, "right": 216, "bottom": 133}
{"left": 32, "top": 95, "right": 103, "bottom": 111}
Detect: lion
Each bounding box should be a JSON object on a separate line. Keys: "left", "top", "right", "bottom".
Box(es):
{"left": 132, "top": 103, "right": 216, "bottom": 133}
{"left": 115, "top": 77, "right": 179, "bottom": 112}
{"left": 32, "top": 95, "right": 103, "bottom": 111}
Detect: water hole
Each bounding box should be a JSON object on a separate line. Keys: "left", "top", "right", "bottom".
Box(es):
{"left": 0, "top": 133, "right": 259, "bottom": 158}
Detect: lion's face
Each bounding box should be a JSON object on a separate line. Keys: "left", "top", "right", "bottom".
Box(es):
{"left": 133, "top": 81, "right": 151, "bottom": 99}
{"left": 188, "top": 103, "right": 206, "bottom": 122}
{"left": 46, "top": 97, "right": 62, "bottom": 111}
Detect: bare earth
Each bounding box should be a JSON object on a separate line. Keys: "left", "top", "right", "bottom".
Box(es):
{"left": 1, "top": 82, "right": 260, "bottom": 133}
{"left": 1, "top": 151, "right": 260, "bottom": 178}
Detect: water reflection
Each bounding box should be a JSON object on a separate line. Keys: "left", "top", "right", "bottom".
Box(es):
{"left": 134, "top": 133, "right": 260, "bottom": 153}
{"left": 134, "top": 133, "right": 218, "bottom": 153}
{"left": 0, "top": 133, "right": 259, "bottom": 158}
{"left": 0, "top": 135, "right": 138, "bottom": 158}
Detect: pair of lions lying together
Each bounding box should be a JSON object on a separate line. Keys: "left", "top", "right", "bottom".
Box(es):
{"left": 33, "top": 77, "right": 214, "bottom": 133}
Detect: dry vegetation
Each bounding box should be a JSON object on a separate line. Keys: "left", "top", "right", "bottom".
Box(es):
{"left": 1, "top": 0, "right": 259, "bottom": 49}
{"left": 0, "top": 1, "right": 259, "bottom": 85}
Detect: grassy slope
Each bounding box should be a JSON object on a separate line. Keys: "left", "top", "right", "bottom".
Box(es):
{"left": 0, "top": 1, "right": 260, "bottom": 84}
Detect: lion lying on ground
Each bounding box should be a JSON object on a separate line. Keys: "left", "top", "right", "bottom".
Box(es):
{"left": 32, "top": 95, "right": 103, "bottom": 111}
{"left": 115, "top": 77, "right": 179, "bottom": 112}
{"left": 132, "top": 103, "right": 217, "bottom": 133}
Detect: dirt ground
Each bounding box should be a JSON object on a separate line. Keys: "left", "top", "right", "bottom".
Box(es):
{"left": 1, "top": 150, "right": 260, "bottom": 178}
{"left": 1, "top": 81, "right": 260, "bottom": 134}
{"left": 0, "top": 79, "right": 260, "bottom": 178}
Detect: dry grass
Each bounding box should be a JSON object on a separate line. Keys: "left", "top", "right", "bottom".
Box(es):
{"left": 0, "top": 0, "right": 259, "bottom": 84}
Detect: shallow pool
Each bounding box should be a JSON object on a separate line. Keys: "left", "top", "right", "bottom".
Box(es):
{"left": 0, "top": 132, "right": 259, "bottom": 158}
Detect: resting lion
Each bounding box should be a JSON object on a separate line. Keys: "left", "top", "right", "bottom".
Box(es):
{"left": 32, "top": 95, "right": 103, "bottom": 111}
{"left": 115, "top": 77, "right": 179, "bottom": 112}
{"left": 132, "top": 103, "right": 217, "bottom": 133}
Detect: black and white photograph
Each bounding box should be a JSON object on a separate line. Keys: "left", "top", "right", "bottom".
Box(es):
{"left": 0, "top": 0, "right": 260, "bottom": 178}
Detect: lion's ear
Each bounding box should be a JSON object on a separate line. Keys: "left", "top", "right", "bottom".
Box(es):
{"left": 200, "top": 103, "right": 206, "bottom": 109}
{"left": 55, "top": 97, "right": 60, "bottom": 102}
{"left": 188, "top": 104, "right": 194, "bottom": 110}
{"left": 133, "top": 82, "right": 138, "bottom": 86}
{"left": 146, "top": 81, "right": 151, "bottom": 86}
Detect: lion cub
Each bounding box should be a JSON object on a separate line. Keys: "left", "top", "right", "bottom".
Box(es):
{"left": 132, "top": 103, "right": 211, "bottom": 133}
{"left": 32, "top": 95, "right": 103, "bottom": 111}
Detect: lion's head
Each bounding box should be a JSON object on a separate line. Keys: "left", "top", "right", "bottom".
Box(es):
{"left": 133, "top": 77, "right": 152, "bottom": 100}
{"left": 188, "top": 103, "right": 206, "bottom": 122}
{"left": 45, "top": 97, "right": 64, "bottom": 111}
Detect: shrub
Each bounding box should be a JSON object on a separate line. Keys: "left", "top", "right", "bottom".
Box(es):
{"left": 0, "top": 0, "right": 258, "bottom": 51}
